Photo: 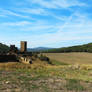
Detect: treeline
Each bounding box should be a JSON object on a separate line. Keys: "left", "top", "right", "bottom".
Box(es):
{"left": 0, "top": 43, "right": 9, "bottom": 53}
{"left": 43, "top": 43, "right": 92, "bottom": 53}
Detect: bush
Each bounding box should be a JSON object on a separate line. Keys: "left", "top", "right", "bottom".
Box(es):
{"left": 39, "top": 54, "right": 52, "bottom": 64}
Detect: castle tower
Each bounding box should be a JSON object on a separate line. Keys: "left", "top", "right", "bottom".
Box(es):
{"left": 20, "top": 41, "right": 27, "bottom": 52}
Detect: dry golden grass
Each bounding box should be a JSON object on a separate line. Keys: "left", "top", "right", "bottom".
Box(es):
{"left": 0, "top": 59, "right": 48, "bottom": 70}
{"left": 44, "top": 52, "right": 92, "bottom": 64}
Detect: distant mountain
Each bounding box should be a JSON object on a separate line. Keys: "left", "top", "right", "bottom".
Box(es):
{"left": 0, "top": 43, "right": 9, "bottom": 53}
{"left": 44, "top": 43, "right": 92, "bottom": 53}
{"left": 28, "top": 47, "right": 54, "bottom": 52}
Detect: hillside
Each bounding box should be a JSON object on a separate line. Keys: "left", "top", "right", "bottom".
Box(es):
{"left": 44, "top": 43, "right": 92, "bottom": 53}
{"left": 0, "top": 43, "right": 9, "bottom": 53}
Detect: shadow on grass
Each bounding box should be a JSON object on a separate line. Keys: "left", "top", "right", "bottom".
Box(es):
{"left": 65, "top": 79, "right": 86, "bottom": 91}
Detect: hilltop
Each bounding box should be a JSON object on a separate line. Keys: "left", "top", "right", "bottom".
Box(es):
{"left": 44, "top": 43, "right": 92, "bottom": 53}
{"left": 0, "top": 43, "right": 9, "bottom": 53}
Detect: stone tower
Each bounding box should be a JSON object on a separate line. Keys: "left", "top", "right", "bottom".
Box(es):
{"left": 20, "top": 41, "right": 27, "bottom": 52}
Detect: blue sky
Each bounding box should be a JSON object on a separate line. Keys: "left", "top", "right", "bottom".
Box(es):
{"left": 0, "top": 0, "right": 92, "bottom": 48}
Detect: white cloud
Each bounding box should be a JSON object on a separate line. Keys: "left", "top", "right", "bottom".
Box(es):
{"left": 0, "top": 8, "right": 33, "bottom": 19}
{"left": 25, "top": 11, "right": 92, "bottom": 47}
{"left": 1, "top": 21, "right": 32, "bottom": 26}
{"left": 20, "top": 8, "right": 47, "bottom": 15}
{"left": 0, "top": 14, "right": 7, "bottom": 17}
{"left": 0, "top": 20, "right": 56, "bottom": 34}
{"left": 30, "top": 0, "right": 86, "bottom": 9}
{"left": 53, "top": 0, "right": 86, "bottom": 8}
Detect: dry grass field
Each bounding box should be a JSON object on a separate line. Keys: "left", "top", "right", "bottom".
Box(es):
{"left": 0, "top": 62, "right": 92, "bottom": 92}
{"left": 44, "top": 52, "right": 92, "bottom": 64}
{"left": 0, "top": 53, "right": 92, "bottom": 92}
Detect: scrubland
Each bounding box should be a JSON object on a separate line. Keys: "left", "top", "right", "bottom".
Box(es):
{"left": 0, "top": 53, "right": 92, "bottom": 92}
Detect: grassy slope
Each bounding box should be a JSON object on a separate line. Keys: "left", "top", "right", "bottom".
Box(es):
{"left": 46, "top": 43, "right": 92, "bottom": 53}
{"left": 44, "top": 52, "right": 92, "bottom": 64}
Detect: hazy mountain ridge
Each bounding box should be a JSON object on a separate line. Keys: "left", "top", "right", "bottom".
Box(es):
{"left": 28, "top": 47, "right": 54, "bottom": 52}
